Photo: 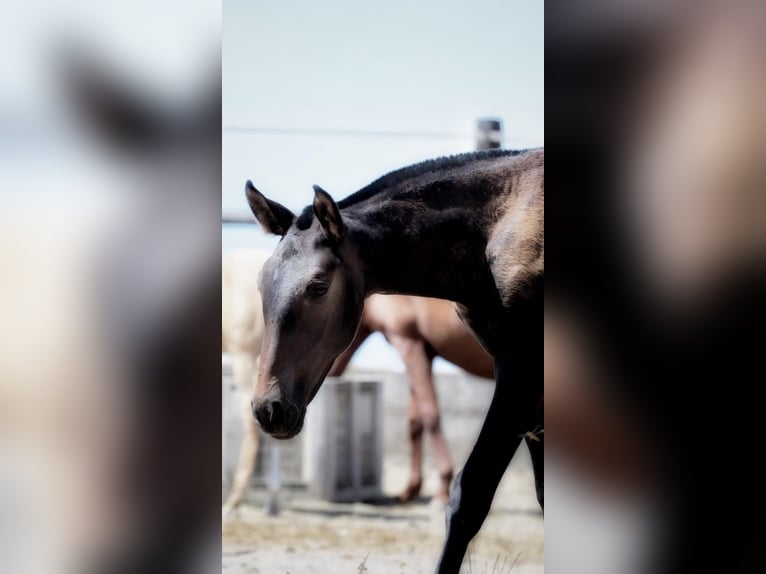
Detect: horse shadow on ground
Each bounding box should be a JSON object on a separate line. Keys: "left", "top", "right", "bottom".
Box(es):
{"left": 288, "top": 494, "right": 436, "bottom": 521}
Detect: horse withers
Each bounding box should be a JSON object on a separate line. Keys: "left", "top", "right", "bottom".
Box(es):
{"left": 246, "top": 149, "right": 543, "bottom": 574}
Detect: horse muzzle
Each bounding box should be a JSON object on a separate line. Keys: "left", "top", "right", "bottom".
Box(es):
{"left": 251, "top": 398, "right": 305, "bottom": 439}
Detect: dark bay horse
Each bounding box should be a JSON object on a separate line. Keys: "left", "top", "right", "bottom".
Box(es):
{"left": 246, "top": 148, "right": 544, "bottom": 573}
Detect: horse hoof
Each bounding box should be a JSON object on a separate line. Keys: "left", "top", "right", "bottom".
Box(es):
{"left": 222, "top": 505, "right": 233, "bottom": 524}
{"left": 396, "top": 481, "right": 422, "bottom": 503}
{"left": 222, "top": 502, "right": 240, "bottom": 524}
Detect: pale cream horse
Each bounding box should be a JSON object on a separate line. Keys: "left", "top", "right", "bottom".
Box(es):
{"left": 222, "top": 249, "right": 270, "bottom": 516}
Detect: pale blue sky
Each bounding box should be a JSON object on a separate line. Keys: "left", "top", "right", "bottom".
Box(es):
{"left": 222, "top": 0, "right": 543, "bottom": 371}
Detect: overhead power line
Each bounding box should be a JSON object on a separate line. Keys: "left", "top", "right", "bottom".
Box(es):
{"left": 222, "top": 125, "right": 469, "bottom": 139}
{"left": 222, "top": 213, "right": 256, "bottom": 225}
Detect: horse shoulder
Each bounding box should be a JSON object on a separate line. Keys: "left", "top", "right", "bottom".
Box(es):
{"left": 487, "top": 158, "right": 544, "bottom": 307}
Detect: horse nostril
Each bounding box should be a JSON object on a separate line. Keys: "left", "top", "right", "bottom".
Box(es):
{"left": 269, "top": 400, "right": 284, "bottom": 426}
{"left": 253, "top": 399, "right": 285, "bottom": 430}
{"left": 253, "top": 401, "right": 269, "bottom": 427}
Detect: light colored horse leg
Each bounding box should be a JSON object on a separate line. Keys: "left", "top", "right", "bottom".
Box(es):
{"left": 392, "top": 335, "right": 454, "bottom": 503}
{"left": 222, "top": 354, "right": 260, "bottom": 520}
{"left": 399, "top": 392, "right": 424, "bottom": 502}
{"left": 415, "top": 359, "right": 454, "bottom": 504}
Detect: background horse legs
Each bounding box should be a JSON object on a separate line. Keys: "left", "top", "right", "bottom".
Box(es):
{"left": 401, "top": 393, "right": 425, "bottom": 502}
{"left": 391, "top": 334, "right": 454, "bottom": 503}
{"left": 435, "top": 355, "right": 540, "bottom": 574}
{"left": 222, "top": 354, "right": 261, "bottom": 518}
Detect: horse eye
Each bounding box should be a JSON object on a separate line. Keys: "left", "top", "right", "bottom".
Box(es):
{"left": 305, "top": 282, "right": 329, "bottom": 299}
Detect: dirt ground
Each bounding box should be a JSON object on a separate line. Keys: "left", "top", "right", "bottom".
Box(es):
{"left": 222, "top": 450, "right": 544, "bottom": 574}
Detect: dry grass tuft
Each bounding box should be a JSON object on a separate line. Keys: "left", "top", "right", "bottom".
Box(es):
{"left": 466, "top": 548, "right": 523, "bottom": 574}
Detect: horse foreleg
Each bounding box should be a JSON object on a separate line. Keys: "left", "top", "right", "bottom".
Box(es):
{"left": 392, "top": 335, "right": 454, "bottom": 503}
{"left": 435, "top": 360, "right": 539, "bottom": 574}
{"left": 222, "top": 402, "right": 261, "bottom": 519}
{"left": 398, "top": 392, "right": 424, "bottom": 503}
{"left": 223, "top": 354, "right": 261, "bottom": 520}
{"left": 412, "top": 355, "right": 453, "bottom": 503}
{"left": 429, "top": 424, "right": 454, "bottom": 504}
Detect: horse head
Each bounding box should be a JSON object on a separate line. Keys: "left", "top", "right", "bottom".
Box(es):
{"left": 245, "top": 181, "right": 365, "bottom": 439}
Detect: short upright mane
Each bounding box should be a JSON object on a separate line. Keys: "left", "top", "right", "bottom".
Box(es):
{"left": 295, "top": 148, "right": 525, "bottom": 230}
{"left": 338, "top": 148, "right": 523, "bottom": 209}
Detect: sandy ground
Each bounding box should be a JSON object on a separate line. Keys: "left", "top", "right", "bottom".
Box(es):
{"left": 222, "top": 450, "right": 544, "bottom": 574}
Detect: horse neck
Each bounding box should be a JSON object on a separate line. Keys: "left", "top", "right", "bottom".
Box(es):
{"left": 344, "top": 189, "right": 498, "bottom": 306}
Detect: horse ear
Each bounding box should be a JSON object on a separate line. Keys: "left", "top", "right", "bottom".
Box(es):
{"left": 245, "top": 181, "right": 295, "bottom": 236}
{"left": 313, "top": 185, "right": 344, "bottom": 242}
